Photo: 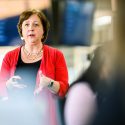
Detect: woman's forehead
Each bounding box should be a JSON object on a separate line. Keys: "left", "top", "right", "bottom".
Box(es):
{"left": 23, "top": 14, "right": 41, "bottom": 23}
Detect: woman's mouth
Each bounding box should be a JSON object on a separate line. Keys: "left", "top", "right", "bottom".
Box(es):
{"left": 28, "top": 34, "right": 35, "bottom": 37}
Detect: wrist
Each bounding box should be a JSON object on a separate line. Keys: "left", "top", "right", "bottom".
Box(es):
{"left": 48, "top": 80, "right": 54, "bottom": 88}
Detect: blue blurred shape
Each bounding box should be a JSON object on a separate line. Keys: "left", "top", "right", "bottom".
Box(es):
{"left": 0, "top": 20, "right": 7, "bottom": 44}
{"left": 62, "top": 1, "right": 95, "bottom": 46}
{"left": 0, "top": 16, "right": 20, "bottom": 46}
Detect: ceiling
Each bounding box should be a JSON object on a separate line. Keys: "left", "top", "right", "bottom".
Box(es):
{"left": 0, "top": 0, "right": 51, "bottom": 19}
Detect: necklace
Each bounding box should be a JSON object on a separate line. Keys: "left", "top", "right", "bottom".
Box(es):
{"left": 23, "top": 46, "right": 43, "bottom": 61}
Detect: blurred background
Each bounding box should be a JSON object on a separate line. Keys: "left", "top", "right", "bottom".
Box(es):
{"left": 0, "top": 0, "right": 113, "bottom": 84}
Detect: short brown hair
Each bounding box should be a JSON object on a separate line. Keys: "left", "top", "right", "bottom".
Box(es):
{"left": 17, "top": 9, "right": 50, "bottom": 43}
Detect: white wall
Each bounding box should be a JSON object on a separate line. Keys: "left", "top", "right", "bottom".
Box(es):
{"left": 0, "top": 46, "right": 16, "bottom": 69}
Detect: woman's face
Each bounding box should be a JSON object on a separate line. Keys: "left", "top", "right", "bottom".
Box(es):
{"left": 22, "top": 14, "right": 44, "bottom": 45}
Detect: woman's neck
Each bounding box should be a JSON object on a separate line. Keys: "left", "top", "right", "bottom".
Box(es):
{"left": 24, "top": 43, "right": 43, "bottom": 53}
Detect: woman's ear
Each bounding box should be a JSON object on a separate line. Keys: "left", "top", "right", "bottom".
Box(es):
{"left": 21, "top": 37, "right": 24, "bottom": 40}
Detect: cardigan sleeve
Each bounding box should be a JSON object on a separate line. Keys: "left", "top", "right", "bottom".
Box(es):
{"left": 0, "top": 47, "right": 20, "bottom": 97}
{"left": 0, "top": 52, "right": 11, "bottom": 97}
{"left": 55, "top": 50, "right": 69, "bottom": 97}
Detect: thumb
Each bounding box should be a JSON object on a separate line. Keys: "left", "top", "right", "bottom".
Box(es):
{"left": 39, "top": 70, "right": 43, "bottom": 77}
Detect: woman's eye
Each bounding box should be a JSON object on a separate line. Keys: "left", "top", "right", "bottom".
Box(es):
{"left": 25, "top": 24, "right": 29, "bottom": 26}
{"left": 34, "top": 23, "right": 39, "bottom": 26}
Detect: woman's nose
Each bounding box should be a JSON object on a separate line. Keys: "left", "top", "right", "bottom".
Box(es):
{"left": 28, "top": 24, "right": 34, "bottom": 31}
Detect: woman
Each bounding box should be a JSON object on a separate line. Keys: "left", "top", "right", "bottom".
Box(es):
{"left": 0, "top": 9, "right": 69, "bottom": 125}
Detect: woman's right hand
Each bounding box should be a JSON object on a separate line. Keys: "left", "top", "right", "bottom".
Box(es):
{"left": 6, "top": 76, "right": 27, "bottom": 90}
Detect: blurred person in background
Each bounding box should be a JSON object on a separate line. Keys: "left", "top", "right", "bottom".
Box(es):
{"left": 0, "top": 9, "right": 69, "bottom": 125}
{"left": 64, "top": 43, "right": 114, "bottom": 125}
{"left": 91, "top": 0, "right": 125, "bottom": 125}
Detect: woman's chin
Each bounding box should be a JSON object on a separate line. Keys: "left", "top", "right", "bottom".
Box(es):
{"left": 28, "top": 40, "right": 37, "bottom": 44}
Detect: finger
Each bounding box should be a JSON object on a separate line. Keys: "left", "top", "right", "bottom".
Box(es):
{"left": 12, "top": 83, "right": 27, "bottom": 89}
{"left": 34, "top": 86, "right": 43, "bottom": 95}
{"left": 39, "top": 70, "right": 43, "bottom": 77}
{"left": 11, "top": 76, "right": 21, "bottom": 82}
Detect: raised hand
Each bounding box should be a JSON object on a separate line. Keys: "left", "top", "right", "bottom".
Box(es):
{"left": 6, "top": 75, "right": 27, "bottom": 90}
{"left": 34, "top": 70, "right": 51, "bottom": 95}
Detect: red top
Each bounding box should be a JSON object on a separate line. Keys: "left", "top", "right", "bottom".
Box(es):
{"left": 0, "top": 45, "right": 69, "bottom": 125}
